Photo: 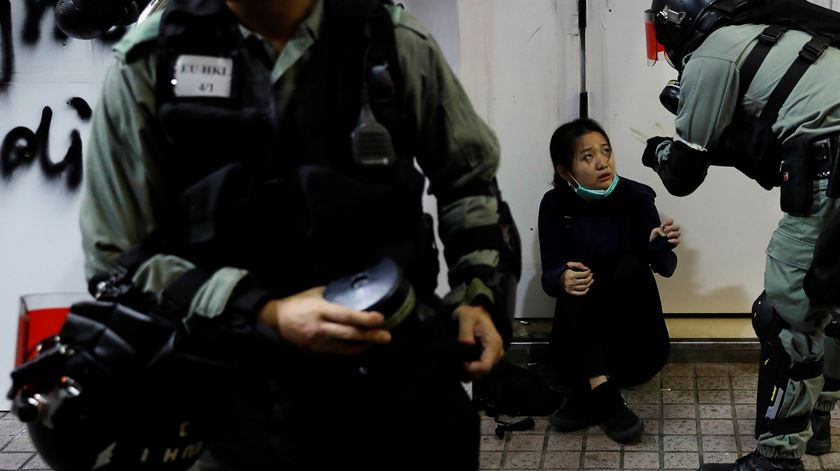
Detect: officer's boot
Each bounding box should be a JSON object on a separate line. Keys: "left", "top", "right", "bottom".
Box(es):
{"left": 698, "top": 451, "right": 804, "bottom": 471}
{"left": 805, "top": 409, "right": 831, "bottom": 455}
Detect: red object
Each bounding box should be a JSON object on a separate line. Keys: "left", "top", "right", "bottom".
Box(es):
{"left": 15, "top": 307, "right": 71, "bottom": 367}
{"left": 645, "top": 12, "right": 666, "bottom": 64}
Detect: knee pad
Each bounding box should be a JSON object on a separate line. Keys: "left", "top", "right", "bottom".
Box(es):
{"left": 753, "top": 292, "right": 824, "bottom": 437}
{"left": 752, "top": 291, "right": 787, "bottom": 343}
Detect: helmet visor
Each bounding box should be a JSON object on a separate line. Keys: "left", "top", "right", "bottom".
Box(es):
{"left": 645, "top": 9, "right": 666, "bottom": 66}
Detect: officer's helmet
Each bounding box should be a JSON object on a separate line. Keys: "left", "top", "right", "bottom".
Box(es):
{"left": 8, "top": 302, "right": 212, "bottom": 471}
{"left": 646, "top": 0, "right": 728, "bottom": 70}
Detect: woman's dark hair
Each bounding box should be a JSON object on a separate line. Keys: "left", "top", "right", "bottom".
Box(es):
{"left": 549, "top": 118, "right": 611, "bottom": 187}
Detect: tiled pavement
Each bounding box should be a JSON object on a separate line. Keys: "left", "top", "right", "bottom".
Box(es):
{"left": 2, "top": 362, "right": 840, "bottom": 470}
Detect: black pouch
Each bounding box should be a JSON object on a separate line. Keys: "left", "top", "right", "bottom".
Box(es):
{"left": 780, "top": 137, "right": 814, "bottom": 217}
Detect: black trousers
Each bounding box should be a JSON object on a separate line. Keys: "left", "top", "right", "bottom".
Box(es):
{"left": 549, "top": 253, "right": 670, "bottom": 389}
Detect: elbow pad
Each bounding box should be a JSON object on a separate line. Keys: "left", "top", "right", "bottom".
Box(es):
{"left": 658, "top": 140, "right": 711, "bottom": 197}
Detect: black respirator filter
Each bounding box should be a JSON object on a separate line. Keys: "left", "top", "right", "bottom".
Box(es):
{"left": 324, "top": 257, "right": 416, "bottom": 331}
{"left": 659, "top": 79, "right": 681, "bottom": 115}
{"left": 55, "top": 0, "right": 150, "bottom": 39}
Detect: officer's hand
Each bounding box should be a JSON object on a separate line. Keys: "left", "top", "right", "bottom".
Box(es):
{"left": 642, "top": 136, "right": 671, "bottom": 171}
{"left": 258, "top": 287, "right": 391, "bottom": 355}
{"left": 453, "top": 305, "right": 504, "bottom": 381}
{"left": 563, "top": 261, "right": 593, "bottom": 296}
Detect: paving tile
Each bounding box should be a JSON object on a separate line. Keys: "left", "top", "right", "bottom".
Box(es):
{"left": 663, "top": 390, "right": 696, "bottom": 405}
{"left": 642, "top": 419, "right": 660, "bottom": 435}
{"left": 0, "top": 436, "right": 16, "bottom": 451}
{"left": 802, "top": 454, "right": 822, "bottom": 470}
{"left": 699, "top": 390, "right": 731, "bottom": 404}
{"left": 632, "top": 404, "right": 662, "bottom": 419}
{"left": 528, "top": 418, "right": 549, "bottom": 434}
{"left": 663, "top": 419, "right": 698, "bottom": 435}
{"left": 3, "top": 435, "right": 35, "bottom": 452}
{"left": 22, "top": 453, "right": 51, "bottom": 470}
{"left": 546, "top": 433, "right": 583, "bottom": 451}
{"left": 663, "top": 452, "right": 700, "bottom": 469}
{"left": 736, "top": 419, "right": 755, "bottom": 436}
{"left": 624, "top": 390, "right": 660, "bottom": 405}
{"left": 738, "top": 434, "right": 757, "bottom": 452}
{"left": 696, "top": 376, "right": 729, "bottom": 390}
{"left": 479, "top": 451, "right": 502, "bottom": 469}
{"left": 700, "top": 419, "right": 735, "bottom": 435}
{"left": 663, "top": 435, "right": 699, "bottom": 452}
{"left": 821, "top": 452, "right": 840, "bottom": 469}
{"left": 663, "top": 376, "right": 695, "bottom": 390}
{"left": 480, "top": 434, "right": 506, "bottom": 451}
{"left": 583, "top": 451, "right": 620, "bottom": 469}
{"left": 729, "top": 363, "right": 758, "bottom": 374}
{"left": 663, "top": 405, "right": 696, "bottom": 419}
{"left": 627, "top": 434, "right": 659, "bottom": 452}
{"left": 696, "top": 364, "right": 732, "bottom": 376}
{"left": 662, "top": 364, "right": 695, "bottom": 377}
{"left": 702, "top": 452, "right": 739, "bottom": 465}
{"left": 481, "top": 416, "right": 498, "bottom": 434}
{"left": 0, "top": 419, "right": 25, "bottom": 436}
{"left": 701, "top": 435, "right": 738, "bottom": 452}
{"left": 585, "top": 434, "right": 622, "bottom": 451}
{"left": 508, "top": 434, "right": 544, "bottom": 451}
{"left": 504, "top": 451, "right": 541, "bottom": 469}
{"left": 730, "top": 374, "right": 758, "bottom": 390}
{"left": 542, "top": 451, "right": 581, "bottom": 469}
{"left": 0, "top": 452, "right": 32, "bottom": 470}
{"left": 699, "top": 404, "right": 734, "bottom": 419}
{"left": 734, "top": 404, "right": 755, "bottom": 419}
{"left": 623, "top": 451, "right": 660, "bottom": 469}
{"left": 733, "top": 390, "right": 755, "bottom": 404}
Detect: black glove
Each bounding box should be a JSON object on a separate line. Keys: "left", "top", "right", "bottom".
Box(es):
{"left": 642, "top": 136, "right": 671, "bottom": 171}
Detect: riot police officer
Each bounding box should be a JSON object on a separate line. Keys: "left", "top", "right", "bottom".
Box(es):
{"left": 79, "top": 0, "right": 520, "bottom": 469}
{"left": 643, "top": 1, "right": 840, "bottom": 470}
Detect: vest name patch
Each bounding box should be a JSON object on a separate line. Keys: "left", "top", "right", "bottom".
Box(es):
{"left": 173, "top": 55, "right": 234, "bottom": 98}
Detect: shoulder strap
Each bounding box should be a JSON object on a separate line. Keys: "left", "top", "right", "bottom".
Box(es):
{"left": 760, "top": 33, "right": 831, "bottom": 124}
{"left": 738, "top": 25, "right": 832, "bottom": 126}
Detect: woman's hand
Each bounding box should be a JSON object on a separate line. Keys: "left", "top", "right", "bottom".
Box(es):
{"left": 650, "top": 217, "right": 682, "bottom": 247}
{"left": 258, "top": 287, "right": 392, "bottom": 355}
{"left": 562, "top": 261, "right": 593, "bottom": 296}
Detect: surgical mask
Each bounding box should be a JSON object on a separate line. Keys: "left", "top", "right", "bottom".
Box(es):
{"left": 570, "top": 175, "right": 620, "bottom": 201}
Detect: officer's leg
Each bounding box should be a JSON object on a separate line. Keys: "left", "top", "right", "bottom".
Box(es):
{"left": 751, "top": 293, "right": 824, "bottom": 451}
{"left": 808, "top": 320, "right": 840, "bottom": 455}
{"left": 699, "top": 190, "right": 836, "bottom": 471}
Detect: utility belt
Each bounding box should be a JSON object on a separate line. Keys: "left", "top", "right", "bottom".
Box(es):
{"left": 779, "top": 132, "right": 840, "bottom": 216}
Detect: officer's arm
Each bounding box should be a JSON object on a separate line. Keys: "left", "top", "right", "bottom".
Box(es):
{"left": 643, "top": 56, "right": 740, "bottom": 196}
{"left": 393, "top": 13, "right": 519, "bottom": 347}
{"left": 81, "top": 37, "right": 265, "bottom": 323}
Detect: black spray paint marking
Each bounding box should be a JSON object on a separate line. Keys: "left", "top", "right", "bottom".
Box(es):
{"left": 1, "top": 105, "right": 84, "bottom": 190}
{"left": 67, "top": 96, "right": 92, "bottom": 120}
{"left": 22, "top": 0, "right": 64, "bottom": 45}
{"left": 0, "top": 0, "right": 12, "bottom": 91}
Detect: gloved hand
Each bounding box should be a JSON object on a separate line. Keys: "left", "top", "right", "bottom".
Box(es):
{"left": 642, "top": 136, "right": 671, "bottom": 171}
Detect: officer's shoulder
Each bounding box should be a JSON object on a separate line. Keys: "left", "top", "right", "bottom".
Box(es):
{"left": 113, "top": 11, "right": 162, "bottom": 62}
{"left": 387, "top": 4, "right": 430, "bottom": 41}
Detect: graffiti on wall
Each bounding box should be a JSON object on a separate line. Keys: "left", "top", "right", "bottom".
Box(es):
{"left": 0, "top": 1, "right": 121, "bottom": 190}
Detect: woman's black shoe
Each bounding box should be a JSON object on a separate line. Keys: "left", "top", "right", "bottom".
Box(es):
{"left": 589, "top": 381, "right": 643, "bottom": 443}
{"left": 549, "top": 387, "right": 590, "bottom": 432}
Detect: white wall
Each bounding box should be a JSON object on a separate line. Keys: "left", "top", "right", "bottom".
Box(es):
{"left": 1, "top": 3, "right": 111, "bottom": 408}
